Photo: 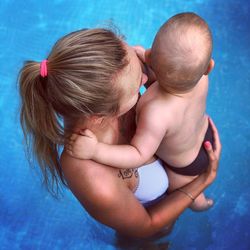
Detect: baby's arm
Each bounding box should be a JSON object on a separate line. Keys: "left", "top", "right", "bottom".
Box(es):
{"left": 95, "top": 106, "right": 167, "bottom": 168}
{"left": 133, "top": 46, "right": 156, "bottom": 88}
{"left": 67, "top": 105, "right": 168, "bottom": 168}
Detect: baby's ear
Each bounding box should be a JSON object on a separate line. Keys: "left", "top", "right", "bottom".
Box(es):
{"left": 145, "top": 49, "right": 151, "bottom": 65}
{"left": 204, "top": 59, "right": 215, "bottom": 75}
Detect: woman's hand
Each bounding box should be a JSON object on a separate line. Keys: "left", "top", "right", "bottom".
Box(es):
{"left": 203, "top": 117, "right": 222, "bottom": 185}
{"left": 65, "top": 129, "right": 98, "bottom": 160}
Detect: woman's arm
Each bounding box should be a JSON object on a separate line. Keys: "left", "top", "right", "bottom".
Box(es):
{"left": 62, "top": 118, "right": 221, "bottom": 238}
{"left": 143, "top": 118, "right": 221, "bottom": 236}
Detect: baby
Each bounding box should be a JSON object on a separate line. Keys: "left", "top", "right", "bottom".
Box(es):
{"left": 67, "top": 12, "right": 215, "bottom": 211}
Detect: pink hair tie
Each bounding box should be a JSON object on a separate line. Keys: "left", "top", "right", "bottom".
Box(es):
{"left": 40, "top": 59, "right": 48, "bottom": 78}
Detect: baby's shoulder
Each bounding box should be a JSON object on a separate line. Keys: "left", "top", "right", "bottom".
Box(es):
{"left": 138, "top": 90, "right": 164, "bottom": 111}
{"left": 139, "top": 91, "right": 173, "bottom": 118}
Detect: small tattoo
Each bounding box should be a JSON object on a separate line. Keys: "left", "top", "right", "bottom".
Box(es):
{"left": 118, "top": 168, "right": 138, "bottom": 179}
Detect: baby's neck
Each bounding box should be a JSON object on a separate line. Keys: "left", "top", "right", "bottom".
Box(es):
{"left": 159, "top": 79, "right": 201, "bottom": 99}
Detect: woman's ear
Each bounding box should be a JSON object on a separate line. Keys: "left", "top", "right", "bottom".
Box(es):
{"left": 204, "top": 59, "right": 215, "bottom": 75}
{"left": 90, "top": 115, "right": 105, "bottom": 125}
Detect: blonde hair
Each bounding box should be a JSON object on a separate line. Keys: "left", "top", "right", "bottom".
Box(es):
{"left": 19, "top": 28, "right": 128, "bottom": 195}
{"left": 151, "top": 12, "right": 212, "bottom": 93}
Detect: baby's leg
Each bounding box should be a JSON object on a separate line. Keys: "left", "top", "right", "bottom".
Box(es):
{"left": 166, "top": 168, "right": 213, "bottom": 211}
{"left": 166, "top": 167, "right": 197, "bottom": 192}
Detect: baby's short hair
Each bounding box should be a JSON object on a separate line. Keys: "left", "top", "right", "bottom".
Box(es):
{"left": 151, "top": 12, "right": 212, "bottom": 93}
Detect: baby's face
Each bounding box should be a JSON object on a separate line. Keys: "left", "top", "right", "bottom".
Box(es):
{"left": 117, "top": 43, "right": 148, "bottom": 116}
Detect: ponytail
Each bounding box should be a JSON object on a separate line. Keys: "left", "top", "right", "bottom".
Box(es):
{"left": 19, "top": 28, "right": 128, "bottom": 196}
{"left": 19, "top": 61, "right": 66, "bottom": 195}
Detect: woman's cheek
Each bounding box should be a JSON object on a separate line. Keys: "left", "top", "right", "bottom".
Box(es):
{"left": 141, "top": 73, "right": 148, "bottom": 86}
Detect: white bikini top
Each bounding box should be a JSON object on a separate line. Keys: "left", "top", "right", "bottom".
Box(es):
{"left": 134, "top": 159, "right": 169, "bottom": 205}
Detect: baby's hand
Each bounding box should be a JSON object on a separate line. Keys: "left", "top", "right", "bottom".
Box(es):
{"left": 65, "top": 129, "right": 98, "bottom": 160}
{"left": 132, "top": 45, "right": 156, "bottom": 86}
{"left": 132, "top": 45, "right": 146, "bottom": 63}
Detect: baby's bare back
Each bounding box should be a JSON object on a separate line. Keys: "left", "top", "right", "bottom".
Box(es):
{"left": 159, "top": 76, "right": 209, "bottom": 167}
{"left": 149, "top": 76, "right": 209, "bottom": 168}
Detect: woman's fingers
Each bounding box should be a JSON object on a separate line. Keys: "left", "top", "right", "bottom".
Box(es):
{"left": 208, "top": 117, "right": 222, "bottom": 158}
{"left": 203, "top": 118, "right": 222, "bottom": 181}
{"left": 204, "top": 141, "right": 215, "bottom": 161}
{"left": 204, "top": 140, "right": 218, "bottom": 177}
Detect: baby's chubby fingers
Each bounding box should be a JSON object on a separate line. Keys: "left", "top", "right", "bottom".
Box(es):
{"left": 132, "top": 45, "right": 146, "bottom": 62}
{"left": 64, "top": 144, "right": 73, "bottom": 155}
{"left": 64, "top": 137, "right": 74, "bottom": 145}
{"left": 132, "top": 45, "right": 145, "bottom": 54}
{"left": 79, "top": 129, "right": 96, "bottom": 138}
{"left": 66, "top": 143, "right": 73, "bottom": 151}
{"left": 69, "top": 133, "right": 80, "bottom": 141}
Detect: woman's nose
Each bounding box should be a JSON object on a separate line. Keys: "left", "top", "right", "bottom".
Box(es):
{"left": 141, "top": 73, "right": 148, "bottom": 86}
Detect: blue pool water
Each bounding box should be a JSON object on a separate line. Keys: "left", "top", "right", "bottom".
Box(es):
{"left": 0, "top": 0, "right": 250, "bottom": 249}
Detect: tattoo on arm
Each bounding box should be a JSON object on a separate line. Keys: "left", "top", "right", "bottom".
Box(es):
{"left": 118, "top": 169, "right": 139, "bottom": 179}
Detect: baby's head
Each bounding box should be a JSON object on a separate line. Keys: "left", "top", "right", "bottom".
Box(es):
{"left": 150, "top": 12, "right": 213, "bottom": 93}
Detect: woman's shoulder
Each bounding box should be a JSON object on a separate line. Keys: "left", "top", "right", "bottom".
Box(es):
{"left": 60, "top": 150, "right": 124, "bottom": 206}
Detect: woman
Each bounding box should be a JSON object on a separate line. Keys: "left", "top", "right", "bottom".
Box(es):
{"left": 19, "top": 28, "right": 221, "bottom": 239}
